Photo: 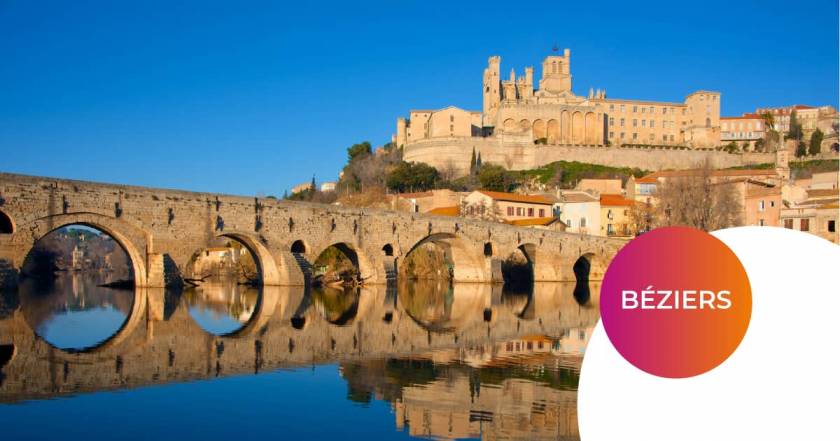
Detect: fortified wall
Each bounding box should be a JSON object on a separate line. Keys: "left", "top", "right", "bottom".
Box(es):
{"left": 404, "top": 136, "right": 776, "bottom": 176}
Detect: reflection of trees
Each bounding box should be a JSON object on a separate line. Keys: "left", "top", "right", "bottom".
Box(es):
{"left": 399, "top": 279, "right": 455, "bottom": 332}
{"left": 311, "top": 286, "right": 359, "bottom": 325}
{"left": 340, "top": 342, "right": 581, "bottom": 415}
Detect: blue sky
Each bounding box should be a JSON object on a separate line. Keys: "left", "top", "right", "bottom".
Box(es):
{"left": 2, "top": 0, "right": 837, "bottom": 196}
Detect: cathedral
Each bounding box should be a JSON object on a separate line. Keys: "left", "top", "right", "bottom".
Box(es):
{"left": 396, "top": 49, "right": 721, "bottom": 153}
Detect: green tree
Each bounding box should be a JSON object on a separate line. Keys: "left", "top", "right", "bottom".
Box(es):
{"left": 469, "top": 147, "right": 477, "bottom": 175}
{"left": 788, "top": 110, "right": 803, "bottom": 141}
{"left": 723, "top": 141, "right": 739, "bottom": 153}
{"left": 385, "top": 161, "right": 439, "bottom": 193}
{"left": 478, "top": 164, "right": 512, "bottom": 192}
{"left": 795, "top": 141, "right": 807, "bottom": 158}
{"left": 809, "top": 128, "right": 824, "bottom": 156}
{"left": 347, "top": 141, "right": 372, "bottom": 162}
{"left": 476, "top": 151, "right": 482, "bottom": 168}
{"left": 754, "top": 138, "right": 765, "bottom": 152}
{"left": 310, "top": 175, "right": 317, "bottom": 192}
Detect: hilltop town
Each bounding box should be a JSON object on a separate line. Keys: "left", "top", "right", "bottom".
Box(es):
{"left": 284, "top": 49, "right": 839, "bottom": 245}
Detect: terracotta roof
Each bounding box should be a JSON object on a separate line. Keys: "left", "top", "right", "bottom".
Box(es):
{"left": 476, "top": 190, "right": 554, "bottom": 205}
{"left": 806, "top": 189, "right": 839, "bottom": 198}
{"left": 560, "top": 191, "right": 599, "bottom": 203}
{"left": 428, "top": 206, "right": 460, "bottom": 216}
{"left": 600, "top": 194, "right": 636, "bottom": 207}
{"left": 746, "top": 186, "right": 781, "bottom": 198}
{"left": 506, "top": 217, "right": 561, "bottom": 226}
{"left": 721, "top": 113, "right": 763, "bottom": 120}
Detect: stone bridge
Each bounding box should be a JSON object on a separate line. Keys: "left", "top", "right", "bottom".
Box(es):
{"left": 0, "top": 282, "right": 599, "bottom": 403}
{"left": 0, "top": 172, "right": 625, "bottom": 289}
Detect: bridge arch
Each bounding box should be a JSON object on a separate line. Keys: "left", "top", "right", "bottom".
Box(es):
{"left": 17, "top": 212, "right": 148, "bottom": 288}
{"left": 312, "top": 242, "right": 375, "bottom": 284}
{"left": 290, "top": 240, "right": 307, "bottom": 254}
{"left": 0, "top": 210, "right": 13, "bottom": 234}
{"left": 217, "top": 231, "right": 283, "bottom": 286}
{"left": 403, "top": 233, "right": 489, "bottom": 283}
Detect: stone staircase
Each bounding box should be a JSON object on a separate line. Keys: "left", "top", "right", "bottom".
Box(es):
{"left": 292, "top": 252, "right": 312, "bottom": 283}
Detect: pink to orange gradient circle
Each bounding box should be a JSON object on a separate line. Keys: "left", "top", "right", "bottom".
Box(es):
{"left": 600, "top": 227, "right": 752, "bottom": 378}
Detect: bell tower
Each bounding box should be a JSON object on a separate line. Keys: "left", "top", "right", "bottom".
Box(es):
{"left": 539, "top": 48, "right": 572, "bottom": 94}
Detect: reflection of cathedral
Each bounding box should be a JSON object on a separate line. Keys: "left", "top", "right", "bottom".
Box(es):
{"left": 340, "top": 330, "right": 592, "bottom": 441}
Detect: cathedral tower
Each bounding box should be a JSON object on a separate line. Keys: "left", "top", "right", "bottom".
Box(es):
{"left": 539, "top": 48, "right": 572, "bottom": 94}
{"left": 483, "top": 56, "right": 501, "bottom": 122}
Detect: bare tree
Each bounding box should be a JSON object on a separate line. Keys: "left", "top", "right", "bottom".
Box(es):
{"left": 438, "top": 159, "right": 460, "bottom": 183}
{"left": 460, "top": 200, "right": 504, "bottom": 222}
{"left": 653, "top": 159, "right": 743, "bottom": 231}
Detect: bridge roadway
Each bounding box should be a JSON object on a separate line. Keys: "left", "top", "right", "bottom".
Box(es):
{"left": 0, "top": 172, "right": 625, "bottom": 289}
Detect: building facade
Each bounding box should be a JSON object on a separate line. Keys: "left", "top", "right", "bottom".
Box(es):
{"left": 721, "top": 114, "right": 765, "bottom": 150}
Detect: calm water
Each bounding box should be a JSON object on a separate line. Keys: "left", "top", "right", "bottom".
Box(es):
{"left": 0, "top": 273, "right": 599, "bottom": 441}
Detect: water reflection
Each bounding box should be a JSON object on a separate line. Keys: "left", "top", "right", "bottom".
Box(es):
{"left": 18, "top": 273, "right": 133, "bottom": 351}
{"left": 311, "top": 285, "right": 360, "bottom": 326}
{"left": 341, "top": 331, "right": 590, "bottom": 440}
{"left": 1, "top": 274, "right": 600, "bottom": 441}
{"left": 183, "top": 278, "right": 259, "bottom": 335}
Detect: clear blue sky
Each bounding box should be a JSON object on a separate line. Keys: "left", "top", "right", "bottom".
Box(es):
{"left": 2, "top": 0, "right": 837, "bottom": 196}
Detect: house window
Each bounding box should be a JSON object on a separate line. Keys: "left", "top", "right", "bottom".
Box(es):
{"left": 641, "top": 120, "right": 646, "bottom": 127}
{"left": 633, "top": 106, "right": 637, "bottom": 112}
{"left": 633, "top": 119, "right": 638, "bottom": 127}
{"left": 620, "top": 105, "right": 625, "bottom": 112}
{"left": 580, "top": 218, "right": 587, "bottom": 227}
{"left": 607, "top": 223, "right": 614, "bottom": 234}
{"left": 758, "top": 200, "right": 765, "bottom": 212}
{"left": 801, "top": 219, "right": 810, "bottom": 231}
{"left": 620, "top": 118, "right": 625, "bottom": 127}
{"left": 566, "top": 219, "right": 572, "bottom": 227}
{"left": 539, "top": 208, "right": 545, "bottom": 217}
{"left": 784, "top": 219, "right": 793, "bottom": 229}
{"left": 528, "top": 207, "right": 534, "bottom": 217}
{"left": 759, "top": 219, "right": 765, "bottom": 226}
{"left": 770, "top": 201, "right": 775, "bottom": 207}
{"left": 829, "top": 220, "right": 836, "bottom": 233}
{"left": 609, "top": 131, "right": 614, "bottom": 138}
{"left": 507, "top": 207, "right": 514, "bottom": 216}
{"left": 609, "top": 117, "right": 615, "bottom": 126}
{"left": 620, "top": 132, "right": 625, "bottom": 139}
{"left": 632, "top": 133, "right": 638, "bottom": 140}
